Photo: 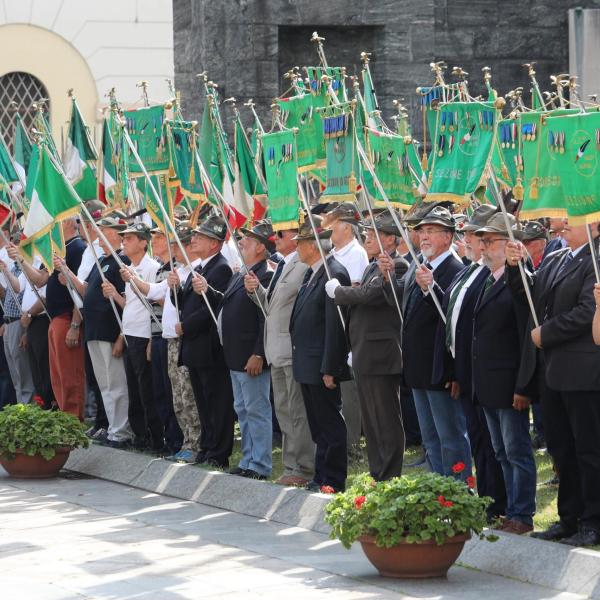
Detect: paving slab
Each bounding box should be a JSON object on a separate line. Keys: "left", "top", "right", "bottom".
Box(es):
{"left": 38, "top": 445, "right": 600, "bottom": 598}
{"left": 0, "top": 473, "right": 587, "bottom": 600}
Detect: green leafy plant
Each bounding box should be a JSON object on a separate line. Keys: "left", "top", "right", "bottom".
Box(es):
{"left": 324, "top": 467, "right": 497, "bottom": 549}
{"left": 0, "top": 404, "right": 89, "bottom": 460}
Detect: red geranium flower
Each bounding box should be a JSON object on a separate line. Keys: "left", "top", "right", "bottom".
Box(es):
{"left": 452, "top": 462, "right": 466, "bottom": 474}
{"left": 320, "top": 485, "right": 336, "bottom": 494}
{"left": 438, "top": 495, "right": 446, "bottom": 506}
{"left": 354, "top": 495, "right": 366, "bottom": 509}
{"left": 466, "top": 475, "right": 476, "bottom": 489}
{"left": 444, "top": 500, "right": 454, "bottom": 508}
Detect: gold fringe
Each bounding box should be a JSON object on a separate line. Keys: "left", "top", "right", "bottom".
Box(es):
{"left": 421, "top": 152, "right": 428, "bottom": 171}
{"left": 272, "top": 219, "right": 300, "bottom": 232}
{"left": 512, "top": 177, "right": 524, "bottom": 201}
{"left": 501, "top": 164, "right": 509, "bottom": 181}
{"left": 529, "top": 178, "right": 539, "bottom": 200}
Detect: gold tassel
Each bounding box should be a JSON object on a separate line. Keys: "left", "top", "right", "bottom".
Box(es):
{"left": 348, "top": 173, "right": 357, "bottom": 193}
{"left": 529, "top": 178, "right": 539, "bottom": 200}
{"left": 189, "top": 161, "right": 196, "bottom": 185}
{"left": 512, "top": 177, "right": 524, "bottom": 201}
{"left": 412, "top": 183, "right": 420, "bottom": 198}
{"left": 501, "top": 164, "right": 509, "bottom": 180}
{"left": 169, "top": 160, "right": 176, "bottom": 179}
{"left": 421, "top": 152, "right": 428, "bottom": 171}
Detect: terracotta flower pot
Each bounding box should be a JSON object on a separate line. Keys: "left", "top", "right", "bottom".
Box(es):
{"left": 0, "top": 447, "right": 71, "bottom": 479}
{"left": 358, "top": 532, "right": 470, "bottom": 578}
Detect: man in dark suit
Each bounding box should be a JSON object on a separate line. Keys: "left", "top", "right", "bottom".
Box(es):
{"left": 290, "top": 216, "right": 351, "bottom": 493}
{"left": 391, "top": 206, "right": 471, "bottom": 478}
{"left": 328, "top": 211, "right": 408, "bottom": 480}
{"left": 430, "top": 205, "right": 507, "bottom": 520}
{"left": 471, "top": 214, "right": 535, "bottom": 535}
{"left": 196, "top": 221, "right": 274, "bottom": 479}
{"left": 168, "top": 215, "right": 233, "bottom": 468}
{"left": 506, "top": 221, "right": 600, "bottom": 546}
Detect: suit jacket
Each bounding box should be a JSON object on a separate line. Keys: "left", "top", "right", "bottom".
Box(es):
{"left": 508, "top": 240, "right": 600, "bottom": 392}
{"left": 334, "top": 254, "right": 408, "bottom": 376}
{"left": 177, "top": 253, "right": 232, "bottom": 369}
{"left": 252, "top": 252, "right": 308, "bottom": 368}
{"left": 431, "top": 264, "right": 490, "bottom": 397}
{"left": 472, "top": 274, "right": 529, "bottom": 408}
{"left": 400, "top": 253, "right": 464, "bottom": 390}
{"left": 289, "top": 256, "right": 351, "bottom": 385}
{"left": 210, "top": 260, "right": 273, "bottom": 372}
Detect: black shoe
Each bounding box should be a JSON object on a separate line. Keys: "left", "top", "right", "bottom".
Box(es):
{"left": 204, "top": 458, "right": 229, "bottom": 470}
{"left": 559, "top": 526, "right": 600, "bottom": 547}
{"left": 305, "top": 480, "right": 321, "bottom": 492}
{"left": 93, "top": 429, "right": 109, "bottom": 445}
{"left": 109, "top": 439, "right": 131, "bottom": 450}
{"left": 241, "top": 469, "right": 267, "bottom": 481}
{"left": 85, "top": 426, "right": 99, "bottom": 438}
{"left": 133, "top": 436, "right": 148, "bottom": 450}
{"left": 530, "top": 521, "right": 577, "bottom": 541}
{"left": 228, "top": 466, "right": 247, "bottom": 476}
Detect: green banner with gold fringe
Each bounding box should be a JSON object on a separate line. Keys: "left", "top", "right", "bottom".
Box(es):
{"left": 277, "top": 94, "right": 319, "bottom": 171}
{"left": 124, "top": 105, "right": 170, "bottom": 176}
{"left": 261, "top": 129, "right": 300, "bottom": 230}
{"left": 426, "top": 101, "right": 497, "bottom": 206}
{"left": 318, "top": 101, "right": 359, "bottom": 203}
{"left": 365, "top": 128, "right": 416, "bottom": 209}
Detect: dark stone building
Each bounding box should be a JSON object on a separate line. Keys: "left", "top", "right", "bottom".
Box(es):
{"left": 174, "top": 0, "right": 600, "bottom": 137}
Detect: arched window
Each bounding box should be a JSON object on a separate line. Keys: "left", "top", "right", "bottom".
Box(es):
{"left": 0, "top": 71, "right": 50, "bottom": 151}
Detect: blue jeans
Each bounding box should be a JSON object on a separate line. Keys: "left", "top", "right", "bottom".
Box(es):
{"left": 483, "top": 406, "right": 537, "bottom": 526}
{"left": 412, "top": 388, "right": 472, "bottom": 478}
{"left": 230, "top": 369, "right": 272, "bottom": 476}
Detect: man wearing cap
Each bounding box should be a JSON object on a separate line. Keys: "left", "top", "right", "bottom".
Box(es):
{"left": 507, "top": 221, "right": 600, "bottom": 546}
{"left": 289, "top": 216, "right": 351, "bottom": 493}
{"left": 327, "top": 211, "right": 409, "bottom": 481}
{"left": 384, "top": 206, "right": 471, "bottom": 478}
{"left": 323, "top": 202, "right": 369, "bottom": 456}
{"left": 522, "top": 221, "right": 548, "bottom": 270}
{"left": 103, "top": 221, "right": 162, "bottom": 450}
{"left": 168, "top": 215, "right": 234, "bottom": 467}
{"left": 126, "top": 222, "right": 201, "bottom": 462}
{"left": 244, "top": 225, "right": 315, "bottom": 487}
{"left": 196, "top": 221, "right": 274, "bottom": 479}
{"left": 469, "top": 214, "right": 535, "bottom": 534}
{"left": 13, "top": 218, "right": 87, "bottom": 418}
{"left": 427, "top": 205, "right": 507, "bottom": 521}
{"left": 75, "top": 216, "right": 133, "bottom": 447}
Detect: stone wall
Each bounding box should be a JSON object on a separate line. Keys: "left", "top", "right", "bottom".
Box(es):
{"left": 173, "top": 0, "right": 600, "bottom": 138}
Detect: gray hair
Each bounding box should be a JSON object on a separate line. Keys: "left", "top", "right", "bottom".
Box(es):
{"left": 311, "top": 238, "right": 332, "bottom": 253}
{"left": 350, "top": 224, "right": 361, "bottom": 240}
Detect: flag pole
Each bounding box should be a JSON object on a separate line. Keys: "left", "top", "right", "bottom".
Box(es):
{"left": 121, "top": 127, "right": 218, "bottom": 328}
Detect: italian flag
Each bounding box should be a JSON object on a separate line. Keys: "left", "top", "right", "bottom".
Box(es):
{"left": 97, "top": 118, "right": 118, "bottom": 204}
{"left": 64, "top": 98, "right": 97, "bottom": 200}
{"left": 22, "top": 145, "right": 81, "bottom": 268}
{"left": 12, "top": 114, "right": 31, "bottom": 192}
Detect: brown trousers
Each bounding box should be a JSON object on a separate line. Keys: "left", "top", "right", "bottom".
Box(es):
{"left": 48, "top": 314, "right": 85, "bottom": 420}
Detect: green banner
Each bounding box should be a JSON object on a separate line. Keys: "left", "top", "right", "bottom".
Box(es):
{"left": 365, "top": 128, "right": 415, "bottom": 209}
{"left": 124, "top": 105, "right": 169, "bottom": 176}
{"left": 277, "top": 94, "right": 319, "bottom": 171}
{"left": 518, "top": 111, "right": 566, "bottom": 219}
{"left": 261, "top": 129, "right": 300, "bottom": 230}
{"left": 543, "top": 111, "right": 600, "bottom": 223}
{"left": 426, "top": 101, "right": 497, "bottom": 206}
{"left": 169, "top": 121, "right": 204, "bottom": 201}
{"left": 319, "top": 102, "right": 359, "bottom": 203}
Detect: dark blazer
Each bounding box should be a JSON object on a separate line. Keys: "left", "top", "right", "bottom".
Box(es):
{"left": 334, "top": 254, "right": 408, "bottom": 376}
{"left": 472, "top": 274, "right": 529, "bottom": 408}
{"left": 210, "top": 260, "right": 272, "bottom": 372}
{"left": 508, "top": 240, "right": 600, "bottom": 392}
{"left": 400, "top": 253, "right": 464, "bottom": 390}
{"left": 290, "top": 256, "right": 351, "bottom": 385}
{"left": 177, "top": 253, "right": 232, "bottom": 369}
{"left": 431, "top": 263, "right": 490, "bottom": 397}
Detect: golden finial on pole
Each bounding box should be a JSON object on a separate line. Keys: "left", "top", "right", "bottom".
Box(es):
{"left": 360, "top": 51, "right": 371, "bottom": 65}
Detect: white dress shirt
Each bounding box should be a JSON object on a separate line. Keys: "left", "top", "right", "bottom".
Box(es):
{"left": 331, "top": 238, "right": 369, "bottom": 283}
{"left": 18, "top": 257, "right": 47, "bottom": 314}
{"left": 122, "top": 253, "right": 160, "bottom": 338}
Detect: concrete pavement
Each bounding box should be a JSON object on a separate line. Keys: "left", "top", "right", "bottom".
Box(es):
{"left": 0, "top": 471, "right": 587, "bottom": 600}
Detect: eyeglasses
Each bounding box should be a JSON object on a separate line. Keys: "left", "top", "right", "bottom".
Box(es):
{"left": 479, "top": 237, "right": 507, "bottom": 247}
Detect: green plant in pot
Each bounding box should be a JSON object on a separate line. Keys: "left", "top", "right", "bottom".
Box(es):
{"left": 0, "top": 404, "right": 89, "bottom": 478}
{"left": 324, "top": 464, "right": 497, "bottom": 578}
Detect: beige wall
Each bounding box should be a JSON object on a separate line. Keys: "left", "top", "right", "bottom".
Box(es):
{"left": 0, "top": 23, "right": 98, "bottom": 149}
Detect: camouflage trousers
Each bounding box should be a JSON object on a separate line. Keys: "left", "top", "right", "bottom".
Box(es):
{"left": 167, "top": 338, "right": 201, "bottom": 452}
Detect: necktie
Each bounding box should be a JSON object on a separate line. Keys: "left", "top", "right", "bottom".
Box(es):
{"left": 445, "top": 263, "right": 479, "bottom": 351}
{"left": 267, "top": 259, "right": 285, "bottom": 301}
{"left": 296, "top": 267, "right": 313, "bottom": 300}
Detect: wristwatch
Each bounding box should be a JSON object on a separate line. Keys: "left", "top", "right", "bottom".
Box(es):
{"left": 70, "top": 322, "right": 81, "bottom": 329}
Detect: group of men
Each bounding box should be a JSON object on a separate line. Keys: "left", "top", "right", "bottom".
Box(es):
{"left": 1, "top": 194, "right": 599, "bottom": 548}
